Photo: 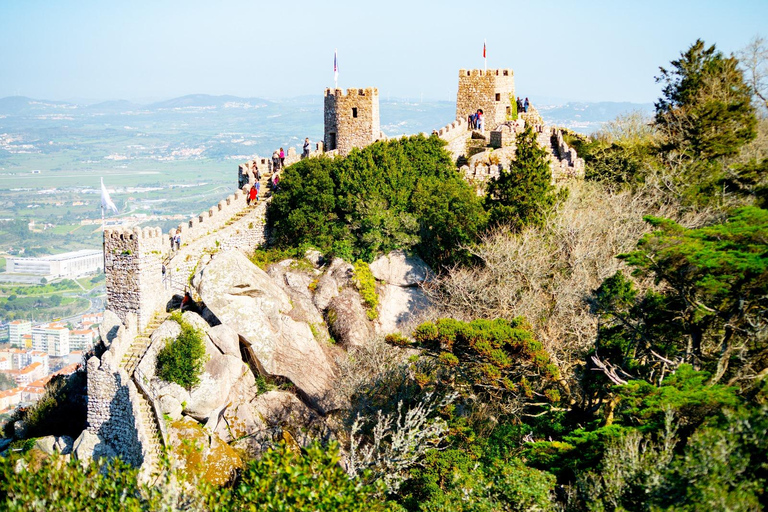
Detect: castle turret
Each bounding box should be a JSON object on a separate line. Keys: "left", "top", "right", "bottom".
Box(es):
{"left": 456, "top": 69, "right": 515, "bottom": 128}
{"left": 324, "top": 87, "right": 381, "bottom": 156}
{"left": 103, "top": 227, "right": 166, "bottom": 331}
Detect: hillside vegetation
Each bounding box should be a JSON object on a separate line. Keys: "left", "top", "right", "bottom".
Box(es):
{"left": 3, "top": 38, "right": 768, "bottom": 511}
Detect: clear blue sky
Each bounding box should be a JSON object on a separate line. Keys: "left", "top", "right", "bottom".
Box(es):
{"left": 1, "top": 0, "right": 766, "bottom": 104}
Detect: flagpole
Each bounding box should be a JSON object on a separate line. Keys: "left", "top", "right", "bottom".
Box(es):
{"left": 484, "top": 39, "right": 487, "bottom": 71}
{"left": 334, "top": 48, "right": 338, "bottom": 89}
{"left": 101, "top": 203, "right": 105, "bottom": 273}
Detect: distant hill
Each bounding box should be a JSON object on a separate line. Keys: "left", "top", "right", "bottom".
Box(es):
{"left": 82, "top": 100, "right": 141, "bottom": 113}
{"left": 148, "top": 94, "right": 271, "bottom": 109}
{"left": 0, "top": 96, "right": 77, "bottom": 115}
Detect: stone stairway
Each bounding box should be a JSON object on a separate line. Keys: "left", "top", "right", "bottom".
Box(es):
{"left": 119, "top": 312, "right": 168, "bottom": 476}
{"left": 135, "top": 387, "right": 164, "bottom": 474}
{"left": 121, "top": 314, "right": 167, "bottom": 375}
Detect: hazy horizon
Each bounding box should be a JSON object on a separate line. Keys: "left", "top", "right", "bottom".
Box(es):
{"left": 1, "top": 1, "right": 766, "bottom": 105}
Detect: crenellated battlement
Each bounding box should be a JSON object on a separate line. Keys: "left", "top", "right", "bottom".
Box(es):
{"left": 170, "top": 185, "right": 254, "bottom": 249}
{"left": 458, "top": 69, "right": 514, "bottom": 77}
{"left": 324, "top": 87, "right": 379, "bottom": 98}
{"left": 435, "top": 117, "right": 469, "bottom": 138}
{"left": 104, "top": 226, "right": 164, "bottom": 241}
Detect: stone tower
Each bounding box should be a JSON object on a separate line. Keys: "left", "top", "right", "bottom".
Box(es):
{"left": 103, "top": 227, "right": 165, "bottom": 332}
{"left": 456, "top": 69, "right": 515, "bottom": 128}
{"left": 324, "top": 87, "right": 381, "bottom": 156}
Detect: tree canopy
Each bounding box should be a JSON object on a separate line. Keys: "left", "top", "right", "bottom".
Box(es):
{"left": 268, "top": 134, "right": 486, "bottom": 268}
{"left": 655, "top": 39, "right": 757, "bottom": 163}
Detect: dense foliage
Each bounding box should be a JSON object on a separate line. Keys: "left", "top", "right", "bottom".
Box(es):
{"left": 156, "top": 314, "right": 207, "bottom": 391}
{"left": 592, "top": 206, "right": 768, "bottom": 389}
{"left": 655, "top": 39, "right": 757, "bottom": 163}
{"left": 268, "top": 134, "right": 486, "bottom": 268}
{"left": 0, "top": 454, "right": 148, "bottom": 511}
{"left": 1, "top": 443, "right": 397, "bottom": 512}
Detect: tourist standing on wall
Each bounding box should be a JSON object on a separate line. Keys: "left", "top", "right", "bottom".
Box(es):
{"left": 524, "top": 98, "right": 530, "bottom": 113}
{"left": 248, "top": 185, "right": 257, "bottom": 205}
{"left": 476, "top": 109, "right": 484, "bottom": 132}
{"left": 272, "top": 151, "right": 280, "bottom": 171}
{"left": 302, "top": 138, "right": 311, "bottom": 158}
{"left": 279, "top": 148, "right": 285, "bottom": 169}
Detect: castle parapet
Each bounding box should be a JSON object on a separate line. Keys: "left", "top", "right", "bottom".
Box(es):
{"left": 458, "top": 68, "right": 514, "bottom": 77}
{"left": 324, "top": 87, "right": 379, "bottom": 98}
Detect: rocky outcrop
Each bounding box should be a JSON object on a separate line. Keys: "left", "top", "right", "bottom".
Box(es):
{"left": 73, "top": 430, "right": 116, "bottom": 462}
{"left": 139, "top": 312, "right": 253, "bottom": 422}
{"left": 168, "top": 417, "right": 242, "bottom": 486}
{"left": 212, "top": 390, "right": 329, "bottom": 459}
{"left": 369, "top": 250, "right": 433, "bottom": 334}
{"left": 208, "top": 324, "right": 241, "bottom": 357}
{"left": 195, "top": 249, "right": 339, "bottom": 413}
{"left": 184, "top": 353, "right": 250, "bottom": 421}
{"left": 377, "top": 284, "right": 431, "bottom": 334}
{"left": 267, "top": 262, "right": 330, "bottom": 344}
{"left": 369, "top": 250, "right": 432, "bottom": 287}
{"left": 326, "top": 289, "right": 373, "bottom": 348}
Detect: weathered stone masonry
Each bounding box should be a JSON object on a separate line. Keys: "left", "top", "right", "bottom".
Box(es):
{"left": 456, "top": 68, "right": 515, "bottom": 128}
{"left": 104, "top": 227, "right": 165, "bottom": 332}
{"left": 324, "top": 87, "right": 381, "bottom": 156}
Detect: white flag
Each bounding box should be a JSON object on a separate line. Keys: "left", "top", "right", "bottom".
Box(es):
{"left": 101, "top": 177, "right": 118, "bottom": 214}
{"left": 334, "top": 49, "right": 338, "bottom": 85}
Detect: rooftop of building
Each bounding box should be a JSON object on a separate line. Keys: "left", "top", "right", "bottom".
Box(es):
{"left": 7, "top": 249, "right": 102, "bottom": 262}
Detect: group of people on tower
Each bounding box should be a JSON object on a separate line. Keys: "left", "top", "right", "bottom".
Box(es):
{"left": 468, "top": 109, "right": 484, "bottom": 132}
{"left": 517, "top": 97, "right": 530, "bottom": 113}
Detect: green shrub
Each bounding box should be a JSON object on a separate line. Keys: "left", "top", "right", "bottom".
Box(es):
{"left": 0, "top": 453, "right": 148, "bottom": 511}
{"left": 212, "top": 442, "right": 397, "bottom": 511}
{"left": 156, "top": 316, "right": 207, "bottom": 391}
{"left": 353, "top": 260, "right": 378, "bottom": 319}
{"left": 267, "top": 134, "right": 486, "bottom": 268}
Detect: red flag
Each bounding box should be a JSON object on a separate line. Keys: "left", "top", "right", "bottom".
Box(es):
{"left": 483, "top": 41, "right": 486, "bottom": 58}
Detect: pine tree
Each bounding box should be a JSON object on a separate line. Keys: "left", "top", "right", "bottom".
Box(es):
{"left": 655, "top": 39, "right": 757, "bottom": 162}
{"left": 484, "top": 125, "right": 561, "bottom": 229}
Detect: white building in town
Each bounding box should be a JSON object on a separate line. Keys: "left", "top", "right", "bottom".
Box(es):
{"left": 9, "top": 320, "right": 32, "bottom": 348}
{"left": 31, "top": 324, "right": 70, "bottom": 357}
{"left": 6, "top": 249, "right": 102, "bottom": 279}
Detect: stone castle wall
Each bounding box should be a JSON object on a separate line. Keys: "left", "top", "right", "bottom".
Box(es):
{"left": 166, "top": 197, "right": 268, "bottom": 288}
{"left": 456, "top": 69, "right": 515, "bottom": 128}
{"left": 547, "top": 127, "right": 586, "bottom": 181}
{"left": 324, "top": 88, "right": 381, "bottom": 156}
{"left": 104, "top": 227, "right": 165, "bottom": 332}
{"left": 87, "top": 313, "right": 151, "bottom": 467}
{"left": 434, "top": 117, "right": 471, "bottom": 164}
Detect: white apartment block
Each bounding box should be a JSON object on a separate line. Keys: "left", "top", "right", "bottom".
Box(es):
{"left": 31, "top": 324, "right": 70, "bottom": 357}
{"left": 9, "top": 320, "right": 32, "bottom": 348}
